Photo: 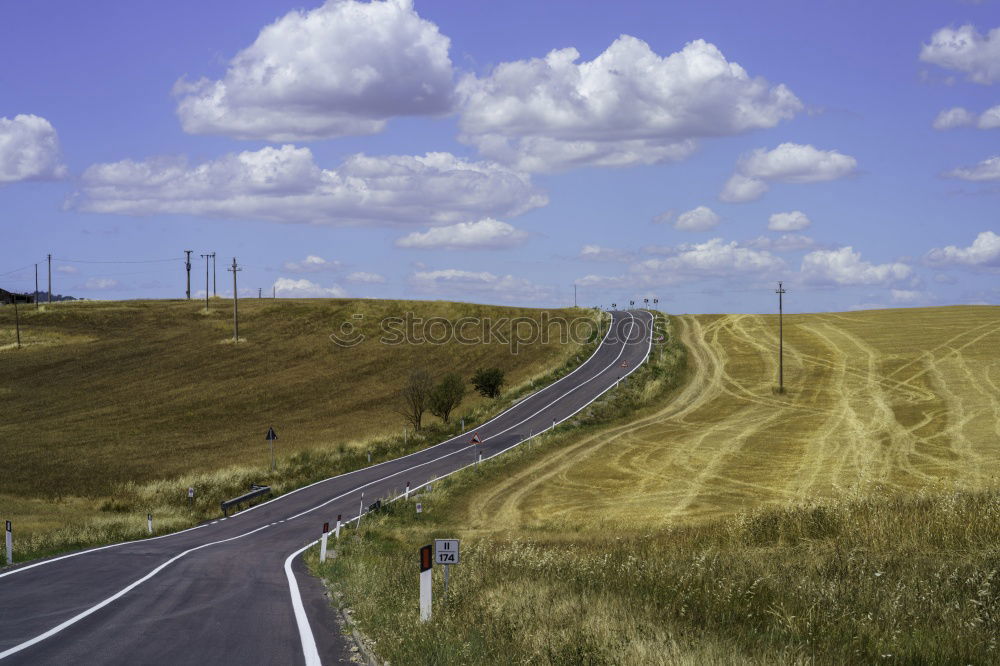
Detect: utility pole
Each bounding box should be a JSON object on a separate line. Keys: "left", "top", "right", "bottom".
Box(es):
{"left": 34, "top": 264, "right": 38, "bottom": 310}
{"left": 47, "top": 254, "right": 51, "bottom": 305}
{"left": 14, "top": 296, "right": 21, "bottom": 349}
{"left": 200, "top": 254, "right": 210, "bottom": 311}
{"left": 574, "top": 284, "right": 577, "bottom": 307}
{"left": 229, "top": 257, "right": 241, "bottom": 342}
{"left": 776, "top": 281, "right": 786, "bottom": 393}
{"left": 211, "top": 253, "right": 217, "bottom": 297}
{"left": 258, "top": 288, "right": 262, "bottom": 299}
{"left": 272, "top": 286, "right": 275, "bottom": 299}
{"left": 184, "top": 250, "right": 192, "bottom": 299}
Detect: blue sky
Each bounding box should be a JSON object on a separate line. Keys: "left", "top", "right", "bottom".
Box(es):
{"left": 1, "top": 0, "right": 998, "bottom": 313}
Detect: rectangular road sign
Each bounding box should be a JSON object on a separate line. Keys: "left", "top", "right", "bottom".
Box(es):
{"left": 434, "top": 539, "right": 460, "bottom": 564}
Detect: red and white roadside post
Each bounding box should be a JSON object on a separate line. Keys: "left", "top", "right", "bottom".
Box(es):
{"left": 5, "top": 521, "right": 11, "bottom": 565}
{"left": 404, "top": 481, "right": 410, "bottom": 501}
{"left": 419, "top": 544, "right": 433, "bottom": 622}
{"left": 470, "top": 432, "right": 482, "bottom": 468}
{"left": 335, "top": 514, "right": 342, "bottom": 540}
{"left": 320, "top": 522, "right": 330, "bottom": 562}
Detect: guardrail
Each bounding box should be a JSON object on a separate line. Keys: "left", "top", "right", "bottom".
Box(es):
{"left": 221, "top": 484, "right": 271, "bottom": 517}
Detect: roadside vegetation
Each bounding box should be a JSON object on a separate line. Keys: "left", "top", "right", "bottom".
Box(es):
{"left": 312, "top": 307, "right": 1000, "bottom": 664}
{"left": 0, "top": 299, "right": 604, "bottom": 562}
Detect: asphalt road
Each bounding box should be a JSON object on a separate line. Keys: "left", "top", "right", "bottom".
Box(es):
{"left": 0, "top": 309, "right": 653, "bottom": 665}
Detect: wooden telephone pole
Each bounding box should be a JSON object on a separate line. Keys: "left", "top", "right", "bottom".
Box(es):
{"left": 229, "top": 257, "right": 241, "bottom": 341}
{"left": 776, "top": 281, "right": 786, "bottom": 393}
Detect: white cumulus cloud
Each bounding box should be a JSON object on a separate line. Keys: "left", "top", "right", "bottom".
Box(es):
{"left": 410, "top": 268, "right": 551, "bottom": 303}
{"left": 768, "top": 210, "right": 811, "bottom": 231}
{"left": 283, "top": 255, "right": 340, "bottom": 273}
{"left": 933, "top": 107, "right": 976, "bottom": 129}
{"left": 933, "top": 105, "right": 1000, "bottom": 129}
{"left": 579, "top": 245, "right": 633, "bottom": 262}
{"left": 72, "top": 146, "right": 546, "bottom": 226}
{"left": 273, "top": 277, "right": 347, "bottom": 297}
{"left": 0, "top": 114, "right": 67, "bottom": 184}
{"left": 920, "top": 24, "right": 1000, "bottom": 85}
{"left": 720, "top": 143, "right": 857, "bottom": 203}
{"left": 801, "top": 247, "right": 911, "bottom": 285}
{"left": 926, "top": 231, "right": 1000, "bottom": 268}
{"left": 346, "top": 271, "right": 386, "bottom": 284}
{"left": 944, "top": 155, "right": 1000, "bottom": 181}
{"left": 174, "top": 0, "right": 454, "bottom": 141}
{"left": 674, "top": 206, "right": 721, "bottom": 231}
{"left": 632, "top": 238, "right": 784, "bottom": 282}
{"left": 395, "top": 218, "right": 528, "bottom": 249}
{"left": 56, "top": 265, "right": 78, "bottom": 274}
{"left": 456, "top": 36, "right": 802, "bottom": 172}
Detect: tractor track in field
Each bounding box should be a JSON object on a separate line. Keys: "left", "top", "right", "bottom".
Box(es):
{"left": 466, "top": 308, "right": 1000, "bottom": 530}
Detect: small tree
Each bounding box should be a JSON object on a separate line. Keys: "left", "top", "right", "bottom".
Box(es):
{"left": 471, "top": 367, "right": 505, "bottom": 399}
{"left": 429, "top": 373, "right": 465, "bottom": 423}
{"left": 397, "top": 369, "right": 433, "bottom": 431}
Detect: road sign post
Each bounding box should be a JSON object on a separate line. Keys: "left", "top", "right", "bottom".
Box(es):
{"left": 419, "top": 544, "right": 433, "bottom": 622}
{"left": 265, "top": 427, "right": 278, "bottom": 471}
{"left": 320, "top": 522, "right": 330, "bottom": 562}
{"left": 435, "top": 539, "right": 459, "bottom": 595}
{"left": 5, "top": 521, "right": 11, "bottom": 565}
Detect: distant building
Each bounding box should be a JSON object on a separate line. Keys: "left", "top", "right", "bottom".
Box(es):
{"left": 0, "top": 288, "right": 34, "bottom": 305}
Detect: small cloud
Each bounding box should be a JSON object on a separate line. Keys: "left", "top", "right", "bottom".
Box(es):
{"left": 767, "top": 210, "right": 811, "bottom": 231}
{"left": 283, "top": 255, "right": 340, "bottom": 273}
{"left": 272, "top": 277, "right": 346, "bottom": 297}
{"left": 944, "top": 156, "right": 1000, "bottom": 181}
{"left": 579, "top": 245, "right": 633, "bottom": 262}
{"left": 395, "top": 218, "right": 528, "bottom": 250}
{"left": 801, "top": 247, "right": 911, "bottom": 285}
{"left": 345, "top": 271, "right": 386, "bottom": 284}
{"left": 926, "top": 230, "right": 1000, "bottom": 268}
{"left": 890, "top": 289, "right": 928, "bottom": 304}
{"left": 0, "top": 114, "right": 67, "bottom": 184}
{"left": 920, "top": 24, "right": 1000, "bottom": 85}
{"left": 933, "top": 107, "right": 975, "bottom": 129}
{"left": 84, "top": 278, "right": 118, "bottom": 290}
{"left": 720, "top": 143, "right": 857, "bottom": 203}
{"left": 651, "top": 209, "right": 676, "bottom": 224}
{"left": 674, "top": 206, "right": 720, "bottom": 231}
{"left": 56, "top": 265, "right": 78, "bottom": 274}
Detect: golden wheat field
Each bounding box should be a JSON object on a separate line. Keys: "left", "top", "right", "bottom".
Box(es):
{"left": 465, "top": 306, "right": 1000, "bottom": 530}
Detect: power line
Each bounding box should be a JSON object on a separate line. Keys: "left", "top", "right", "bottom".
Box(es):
{"left": 53, "top": 257, "right": 182, "bottom": 264}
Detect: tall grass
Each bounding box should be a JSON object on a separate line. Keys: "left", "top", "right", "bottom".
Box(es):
{"left": 314, "top": 467, "right": 1000, "bottom": 664}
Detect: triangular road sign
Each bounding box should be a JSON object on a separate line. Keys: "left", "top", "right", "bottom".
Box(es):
{"left": 470, "top": 432, "right": 482, "bottom": 445}
{"left": 266, "top": 427, "right": 278, "bottom": 441}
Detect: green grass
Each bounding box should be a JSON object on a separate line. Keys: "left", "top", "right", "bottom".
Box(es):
{"left": 0, "top": 298, "right": 601, "bottom": 562}
{"left": 312, "top": 308, "right": 1000, "bottom": 664}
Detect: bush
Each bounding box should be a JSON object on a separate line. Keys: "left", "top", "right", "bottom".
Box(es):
{"left": 471, "top": 367, "right": 505, "bottom": 399}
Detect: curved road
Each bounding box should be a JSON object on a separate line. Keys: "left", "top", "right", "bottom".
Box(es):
{"left": 0, "top": 310, "right": 653, "bottom": 665}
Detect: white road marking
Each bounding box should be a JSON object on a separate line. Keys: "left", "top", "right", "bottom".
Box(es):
{"left": 285, "top": 541, "right": 322, "bottom": 666}
{"left": 0, "top": 522, "right": 273, "bottom": 661}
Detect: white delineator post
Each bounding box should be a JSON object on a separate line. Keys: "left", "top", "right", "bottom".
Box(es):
{"left": 419, "top": 544, "right": 433, "bottom": 622}
{"left": 147, "top": 513, "right": 153, "bottom": 535}
{"left": 5, "top": 521, "right": 11, "bottom": 565}
{"left": 405, "top": 481, "right": 410, "bottom": 501}
{"left": 320, "top": 522, "right": 330, "bottom": 562}
{"left": 335, "top": 514, "right": 342, "bottom": 540}
{"left": 357, "top": 492, "right": 365, "bottom": 528}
